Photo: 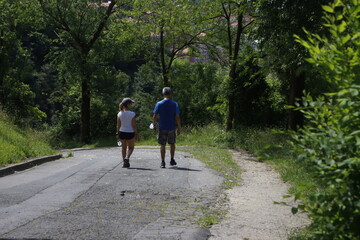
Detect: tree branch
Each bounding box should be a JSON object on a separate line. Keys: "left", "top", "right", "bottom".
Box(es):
{"left": 88, "top": 0, "right": 117, "bottom": 50}
{"left": 243, "top": 19, "right": 255, "bottom": 29}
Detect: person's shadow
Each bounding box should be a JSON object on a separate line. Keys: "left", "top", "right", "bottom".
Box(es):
{"left": 127, "top": 167, "right": 153, "bottom": 171}
{"left": 0, "top": 239, "right": 52, "bottom": 240}
{"left": 169, "top": 167, "right": 201, "bottom": 171}
{"left": 127, "top": 167, "right": 200, "bottom": 171}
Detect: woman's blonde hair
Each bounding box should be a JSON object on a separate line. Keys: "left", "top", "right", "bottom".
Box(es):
{"left": 119, "top": 102, "right": 132, "bottom": 111}
{"left": 119, "top": 102, "right": 126, "bottom": 111}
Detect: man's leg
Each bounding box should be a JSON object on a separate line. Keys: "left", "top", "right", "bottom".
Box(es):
{"left": 158, "top": 130, "right": 167, "bottom": 168}
{"left": 169, "top": 144, "right": 177, "bottom": 166}
{"left": 169, "top": 130, "right": 177, "bottom": 166}
{"left": 170, "top": 144, "right": 175, "bottom": 160}
{"left": 160, "top": 144, "right": 166, "bottom": 168}
{"left": 160, "top": 144, "right": 166, "bottom": 161}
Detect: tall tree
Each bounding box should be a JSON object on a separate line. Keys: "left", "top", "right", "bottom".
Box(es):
{"left": 255, "top": 0, "right": 332, "bottom": 130}
{"left": 206, "top": 0, "right": 255, "bottom": 130}
{"left": 38, "top": 0, "right": 119, "bottom": 143}
{"left": 134, "top": 0, "right": 208, "bottom": 87}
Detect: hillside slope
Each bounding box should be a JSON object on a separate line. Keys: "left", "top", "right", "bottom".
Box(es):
{"left": 0, "top": 112, "right": 55, "bottom": 167}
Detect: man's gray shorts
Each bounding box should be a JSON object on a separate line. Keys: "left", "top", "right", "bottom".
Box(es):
{"left": 158, "top": 130, "right": 176, "bottom": 145}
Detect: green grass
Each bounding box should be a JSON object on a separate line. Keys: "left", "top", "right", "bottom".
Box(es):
{"left": 191, "top": 124, "right": 318, "bottom": 200}
{"left": 0, "top": 112, "right": 56, "bottom": 167}
{"left": 174, "top": 124, "right": 318, "bottom": 229}
{"left": 175, "top": 124, "right": 317, "bottom": 203}
{"left": 180, "top": 146, "right": 240, "bottom": 189}
{"left": 196, "top": 206, "right": 224, "bottom": 228}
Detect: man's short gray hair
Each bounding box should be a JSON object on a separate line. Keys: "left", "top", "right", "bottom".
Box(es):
{"left": 162, "top": 87, "right": 172, "bottom": 96}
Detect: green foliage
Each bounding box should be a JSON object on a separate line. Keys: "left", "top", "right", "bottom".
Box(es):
{"left": 170, "top": 60, "right": 223, "bottom": 126}
{"left": 131, "top": 61, "right": 162, "bottom": 138}
{"left": 2, "top": 75, "right": 46, "bottom": 124}
{"left": 0, "top": 110, "right": 55, "bottom": 167}
{"left": 234, "top": 47, "right": 286, "bottom": 126}
{"left": 133, "top": 0, "right": 211, "bottom": 85}
{"left": 291, "top": 0, "right": 360, "bottom": 238}
{"left": 0, "top": 0, "right": 46, "bottom": 125}
{"left": 206, "top": 47, "right": 287, "bottom": 127}
{"left": 256, "top": 0, "right": 331, "bottom": 69}
{"left": 91, "top": 69, "right": 131, "bottom": 138}
{"left": 255, "top": 0, "right": 334, "bottom": 129}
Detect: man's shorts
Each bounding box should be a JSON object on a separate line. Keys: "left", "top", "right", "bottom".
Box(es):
{"left": 119, "top": 131, "right": 135, "bottom": 140}
{"left": 158, "top": 130, "right": 176, "bottom": 145}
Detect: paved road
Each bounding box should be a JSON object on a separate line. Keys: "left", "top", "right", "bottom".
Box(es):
{"left": 0, "top": 147, "right": 223, "bottom": 240}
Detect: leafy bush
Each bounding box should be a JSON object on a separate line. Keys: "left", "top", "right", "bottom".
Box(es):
{"left": 170, "top": 60, "right": 223, "bottom": 126}
{"left": 292, "top": 0, "right": 360, "bottom": 238}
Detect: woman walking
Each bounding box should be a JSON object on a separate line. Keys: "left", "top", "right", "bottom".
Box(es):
{"left": 116, "top": 98, "right": 138, "bottom": 168}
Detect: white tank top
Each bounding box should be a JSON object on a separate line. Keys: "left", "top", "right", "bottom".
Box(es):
{"left": 118, "top": 111, "right": 136, "bottom": 132}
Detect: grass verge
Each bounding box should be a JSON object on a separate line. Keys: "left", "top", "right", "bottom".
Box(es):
{"left": 0, "top": 113, "right": 56, "bottom": 167}
{"left": 181, "top": 124, "right": 318, "bottom": 200}
{"left": 175, "top": 124, "right": 318, "bottom": 229}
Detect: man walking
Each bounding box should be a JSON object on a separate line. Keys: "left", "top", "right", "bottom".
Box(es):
{"left": 153, "top": 87, "right": 181, "bottom": 168}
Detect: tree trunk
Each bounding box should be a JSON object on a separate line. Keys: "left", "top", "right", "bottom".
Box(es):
{"left": 163, "top": 74, "right": 169, "bottom": 87}
{"left": 288, "top": 68, "right": 305, "bottom": 130}
{"left": 226, "top": 12, "right": 243, "bottom": 131}
{"left": 81, "top": 77, "right": 91, "bottom": 143}
{"left": 159, "top": 25, "right": 169, "bottom": 87}
{"left": 226, "top": 94, "right": 235, "bottom": 131}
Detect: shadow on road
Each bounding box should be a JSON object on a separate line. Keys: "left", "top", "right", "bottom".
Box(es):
{"left": 170, "top": 167, "right": 201, "bottom": 172}
{"left": 127, "top": 167, "right": 154, "bottom": 171}
{"left": 0, "top": 239, "right": 52, "bottom": 240}
{"left": 126, "top": 167, "right": 201, "bottom": 171}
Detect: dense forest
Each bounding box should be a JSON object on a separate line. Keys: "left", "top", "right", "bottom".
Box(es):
{"left": 1, "top": 0, "right": 359, "bottom": 239}
{"left": 0, "top": 0, "right": 331, "bottom": 142}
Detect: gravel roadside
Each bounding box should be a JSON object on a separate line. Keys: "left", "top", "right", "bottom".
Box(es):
{"left": 209, "top": 149, "right": 310, "bottom": 240}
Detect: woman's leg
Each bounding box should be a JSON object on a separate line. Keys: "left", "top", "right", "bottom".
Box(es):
{"left": 126, "top": 138, "right": 135, "bottom": 159}
{"left": 121, "top": 139, "right": 127, "bottom": 160}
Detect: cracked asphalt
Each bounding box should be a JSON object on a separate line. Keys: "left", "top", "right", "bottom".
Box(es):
{"left": 0, "top": 147, "right": 224, "bottom": 240}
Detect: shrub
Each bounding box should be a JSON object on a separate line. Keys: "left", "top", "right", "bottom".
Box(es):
{"left": 292, "top": 0, "right": 360, "bottom": 238}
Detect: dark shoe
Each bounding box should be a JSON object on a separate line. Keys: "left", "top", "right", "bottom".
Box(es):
{"left": 170, "top": 159, "right": 177, "bottom": 166}
{"left": 123, "top": 159, "right": 130, "bottom": 168}
{"left": 160, "top": 161, "right": 165, "bottom": 168}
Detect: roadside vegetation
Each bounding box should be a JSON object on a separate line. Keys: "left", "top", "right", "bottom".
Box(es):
{"left": 0, "top": 110, "right": 56, "bottom": 167}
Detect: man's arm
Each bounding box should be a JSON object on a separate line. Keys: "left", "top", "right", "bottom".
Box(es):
{"left": 176, "top": 114, "right": 181, "bottom": 135}
{"left": 153, "top": 114, "right": 158, "bottom": 131}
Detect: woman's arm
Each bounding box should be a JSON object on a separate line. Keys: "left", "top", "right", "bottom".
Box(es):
{"left": 132, "top": 117, "right": 138, "bottom": 135}
{"left": 132, "top": 116, "right": 139, "bottom": 141}
{"left": 116, "top": 116, "right": 121, "bottom": 139}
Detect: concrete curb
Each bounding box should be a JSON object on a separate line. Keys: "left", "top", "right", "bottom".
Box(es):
{"left": 0, "top": 154, "right": 63, "bottom": 177}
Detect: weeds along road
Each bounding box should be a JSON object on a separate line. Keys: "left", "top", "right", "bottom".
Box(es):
{"left": 0, "top": 147, "right": 223, "bottom": 240}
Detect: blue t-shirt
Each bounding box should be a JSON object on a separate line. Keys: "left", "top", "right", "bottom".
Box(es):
{"left": 153, "top": 99, "right": 180, "bottom": 131}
